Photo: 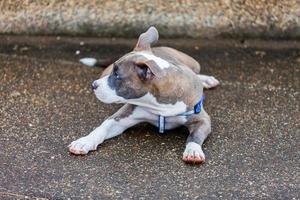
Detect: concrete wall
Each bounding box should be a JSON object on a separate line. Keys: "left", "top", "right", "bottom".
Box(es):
{"left": 0, "top": 0, "right": 299, "bottom": 38}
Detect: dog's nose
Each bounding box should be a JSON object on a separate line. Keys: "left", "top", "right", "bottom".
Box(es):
{"left": 92, "top": 81, "right": 98, "bottom": 90}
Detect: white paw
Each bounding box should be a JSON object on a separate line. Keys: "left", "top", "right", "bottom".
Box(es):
{"left": 68, "top": 136, "right": 98, "bottom": 155}
{"left": 182, "top": 142, "right": 205, "bottom": 164}
{"left": 198, "top": 75, "right": 220, "bottom": 89}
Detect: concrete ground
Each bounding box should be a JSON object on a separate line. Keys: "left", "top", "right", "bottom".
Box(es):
{"left": 0, "top": 36, "right": 299, "bottom": 199}
{"left": 1, "top": 1, "right": 300, "bottom": 39}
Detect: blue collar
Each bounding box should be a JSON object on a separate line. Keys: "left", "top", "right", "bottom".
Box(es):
{"left": 158, "top": 95, "right": 205, "bottom": 134}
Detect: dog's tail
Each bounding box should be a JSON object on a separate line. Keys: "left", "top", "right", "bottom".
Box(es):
{"left": 79, "top": 57, "right": 115, "bottom": 68}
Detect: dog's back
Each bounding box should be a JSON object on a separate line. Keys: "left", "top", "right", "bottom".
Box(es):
{"left": 152, "top": 47, "right": 200, "bottom": 74}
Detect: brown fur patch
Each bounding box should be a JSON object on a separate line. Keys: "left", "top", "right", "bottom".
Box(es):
{"left": 109, "top": 104, "right": 135, "bottom": 121}
{"left": 148, "top": 63, "right": 203, "bottom": 110}
{"left": 152, "top": 47, "right": 201, "bottom": 74}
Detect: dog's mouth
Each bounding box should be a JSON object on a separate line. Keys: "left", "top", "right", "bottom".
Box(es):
{"left": 93, "top": 88, "right": 124, "bottom": 104}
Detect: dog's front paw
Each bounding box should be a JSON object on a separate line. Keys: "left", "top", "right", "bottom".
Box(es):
{"left": 183, "top": 142, "right": 205, "bottom": 164}
{"left": 68, "top": 136, "right": 98, "bottom": 155}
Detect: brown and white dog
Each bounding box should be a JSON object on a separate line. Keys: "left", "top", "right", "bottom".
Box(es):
{"left": 68, "top": 27, "right": 219, "bottom": 164}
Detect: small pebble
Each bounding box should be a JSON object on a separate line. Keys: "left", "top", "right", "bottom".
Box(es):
{"left": 255, "top": 51, "right": 266, "bottom": 57}
{"left": 20, "top": 47, "right": 29, "bottom": 52}
{"left": 10, "top": 91, "right": 21, "bottom": 97}
{"left": 13, "top": 45, "right": 18, "bottom": 51}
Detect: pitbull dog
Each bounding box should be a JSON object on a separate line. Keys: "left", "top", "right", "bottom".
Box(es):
{"left": 68, "top": 27, "right": 219, "bottom": 164}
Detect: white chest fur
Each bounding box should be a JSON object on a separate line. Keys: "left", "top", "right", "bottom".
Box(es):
{"left": 132, "top": 106, "right": 188, "bottom": 130}
{"left": 128, "top": 93, "right": 187, "bottom": 116}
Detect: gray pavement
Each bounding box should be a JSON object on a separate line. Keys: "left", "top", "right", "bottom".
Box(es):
{"left": 0, "top": 36, "right": 299, "bottom": 199}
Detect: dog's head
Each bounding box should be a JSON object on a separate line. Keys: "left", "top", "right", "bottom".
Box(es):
{"left": 92, "top": 27, "right": 197, "bottom": 114}
{"left": 92, "top": 27, "right": 165, "bottom": 102}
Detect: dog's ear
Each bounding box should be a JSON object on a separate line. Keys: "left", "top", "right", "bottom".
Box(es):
{"left": 134, "top": 26, "right": 159, "bottom": 51}
{"left": 135, "top": 60, "right": 165, "bottom": 80}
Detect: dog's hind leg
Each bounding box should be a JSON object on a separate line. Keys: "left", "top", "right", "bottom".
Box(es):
{"left": 198, "top": 74, "right": 220, "bottom": 89}
{"left": 68, "top": 104, "right": 142, "bottom": 155}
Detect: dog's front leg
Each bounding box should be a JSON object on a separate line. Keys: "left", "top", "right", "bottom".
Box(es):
{"left": 183, "top": 109, "right": 211, "bottom": 164}
{"left": 68, "top": 104, "right": 140, "bottom": 155}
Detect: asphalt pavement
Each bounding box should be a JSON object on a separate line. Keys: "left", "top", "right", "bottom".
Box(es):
{"left": 0, "top": 36, "right": 299, "bottom": 199}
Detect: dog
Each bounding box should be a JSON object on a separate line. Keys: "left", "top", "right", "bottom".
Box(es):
{"left": 68, "top": 27, "right": 219, "bottom": 164}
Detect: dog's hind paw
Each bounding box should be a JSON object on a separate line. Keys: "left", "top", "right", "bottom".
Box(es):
{"left": 198, "top": 75, "right": 220, "bottom": 89}
{"left": 68, "top": 136, "right": 98, "bottom": 155}
{"left": 182, "top": 142, "right": 205, "bottom": 164}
